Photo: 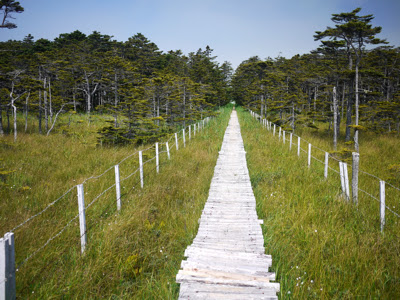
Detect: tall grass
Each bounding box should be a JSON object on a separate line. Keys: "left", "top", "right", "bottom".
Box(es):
{"left": 238, "top": 107, "right": 400, "bottom": 299}
{"left": 0, "top": 105, "right": 232, "bottom": 298}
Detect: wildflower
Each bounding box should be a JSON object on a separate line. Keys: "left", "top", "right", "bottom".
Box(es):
{"left": 315, "top": 229, "right": 317, "bottom": 233}
{"left": 310, "top": 280, "right": 314, "bottom": 283}
{"left": 287, "top": 291, "right": 291, "bottom": 294}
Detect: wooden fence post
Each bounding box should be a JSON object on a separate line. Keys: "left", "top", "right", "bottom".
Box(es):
{"left": 189, "top": 125, "right": 191, "bottom": 140}
{"left": 352, "top": 152, "right": 359, "bottom": 205}
{"left": 175, "top": 133, "right": 179, "bottom": 151}
{"left": 194, "top": 124, "right": 196, "bottom": 136}
{"left": 339, "top": 162, "right": 345, "bottom": 197}
{"left": 0, "top": 232, "right": 16, "bottom": 300}
{"left": 308, "top": 143, "right": 311, "bottom": 167}
{"left": 297, "top": 137, "right": 301, "bottom": 157}
{"left": 380, "top": 180, "right": 385, "bottom": 232}
{"left": 324, "top": 152, "right": 329, "bottom": 179}
{"left": 156, "top": 143, "right": 159, "bottom": 174}
{"left": 77, "top": 184, "right": 87, "bottom": 253}
{"left": 139, "top": 151, "right": 144, "bottom": 188}
{"left": 115, "top": 165, "right": 121, "bottom": 211}
{"left": 278, "top": 127, "right": 281, "bottom": 140}
{"left": 290, "top": 133, "right": 293, "bottom": 150}
{"left": 343, "top": 163, "right": 350, "bottom": 200}
{"left": 166, "top": 142, "right": 170, "bottom": 160}
{"left": 183, "top": 129, "right": 186, "bottom": 147}
{"left": 283, "top": 131, "right": 286, "bottom": 144}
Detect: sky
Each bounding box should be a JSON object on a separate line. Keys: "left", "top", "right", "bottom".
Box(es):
{"left": 1, "top": 0, "right": 399, "bottom": 70}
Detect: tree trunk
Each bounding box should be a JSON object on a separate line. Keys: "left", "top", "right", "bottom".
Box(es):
{"left": 354, "top": 61, "right": 360, "bottom": 153}
{"left": 85, "top": 71, "right": 91, "bottom": 113}
{"left": 345, "top": 81, "right": 353, "bottom": 142}
{"left": 49, "top": 78, "right": 53, "bottom": 124}
{"left": 114, "top": 73, "right": 118, "bottom": 127}
{"left": 313, "top": 86, "right": 317, "bottom": 111}
{"left": 44, "top": 77, "right": 48, "bottom": 132}
{"left": 12, "top": 100, "right": 17, "bottom": 142}
{"left": 333, "top": 86, "right": 338, "bottom": 150}
{"left": 183, "top": 85, "right": 186, "bottom": 128}
{"left": 38, "top": 89, "right": 42, "bottom": 134}
{"left": 25, "top": 92, "right": 30, "bottom": 133}
{"left": 341, "top": 82, "right": 345, "bottom": 120}
{"left": 291, "top": 102, "right": 295, "bottom": 131}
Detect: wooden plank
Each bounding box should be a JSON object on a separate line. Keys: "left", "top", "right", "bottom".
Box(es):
{"left": 176, "top": 273, "right": 281, "bottom": 291}
{"left": 178, "top": 268, "right": 273, "bottom": 283}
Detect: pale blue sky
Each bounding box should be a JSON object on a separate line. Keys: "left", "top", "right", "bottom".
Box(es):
{"left": 1, "top": 0, "right": 399, "bottom": 69}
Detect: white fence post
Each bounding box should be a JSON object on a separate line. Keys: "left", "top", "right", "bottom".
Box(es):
{"left": 339, "top": 162, "right": 345, "bottom": 196}
{"left": 115, "top": 165, "right": 121, "bottom": 211}
{"left": 189, "top": 125, "right": 191, "bottom": 140}
{"left": 183, "top": 129, "right": 186, "bottom": 147}
{"left": 175, "top": 133, "right": 179, "bottom": 151}
{"left": 0, "top": 232, "right": 16, "bottom": 300}
{"left": 380, "top": 180, "right": 385, "bottom": 232}
{"left": 283, "top": 131, "right": 286, "bottom": 144}
{"left": 352, "top": 152, "right": 359, "bottom": 205}
{"left": 166, "top": 142, "right": 170, "bottom": 160}
{"left": 343, "top": 163, "right": 350, "bottom": 200}
{"left": 273, "top": 124, "right": 276, "bottom": 136}
{"left": 77, "top": 184, "right": 87, "bottom": 254}
{"left": 278, "top": 127, "right": 281, "bottom": 140}
{"left": 156, "top": 142, "right": 159, "bottom": 174}
{"left": 290, "top": 133, "right": 293, "bottom": 150}
{"left": 297, "top": 137, "right": 301, "bottom": 157}
{"left": 194, "top": 124, "right": 196, "bottom": 136}
{"left": 139, "top": 151, "right": 144, "bottom": 188}
{"left": 308, "top": 143, "right": 311, "bottom": 167}
{"left": 324, "top": 152, "right": 329, "bottom": 179}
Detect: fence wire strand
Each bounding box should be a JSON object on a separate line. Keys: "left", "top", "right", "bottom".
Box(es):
{"left": 9, "top": 186, "right": 76, "bottom": 233}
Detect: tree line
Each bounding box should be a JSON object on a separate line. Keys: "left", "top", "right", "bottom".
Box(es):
{"left": 232, "top": 8, "right": 400, "bottom": 151}
{"left": 0, "top": 30, "right": 232, "bottom": 144}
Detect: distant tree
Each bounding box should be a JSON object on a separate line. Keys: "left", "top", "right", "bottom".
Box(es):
{"left": 0, "top": 0, "right": 24, "bottom": 29}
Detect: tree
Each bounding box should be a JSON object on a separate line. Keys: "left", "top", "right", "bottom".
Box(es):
{"left": 0, "top": 0, "right": 23, "bottom": 29}
{"left": 315, "top": 7, "right": 387, "bottom": 152}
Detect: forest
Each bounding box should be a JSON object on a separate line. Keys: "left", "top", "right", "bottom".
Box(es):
{"left": 0, "top": 30, "right": 233, "bottom": 144}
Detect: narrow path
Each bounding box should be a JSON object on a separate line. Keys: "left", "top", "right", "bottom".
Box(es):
{"left": 176, "top": 110, "right": 280, "bottom": 299}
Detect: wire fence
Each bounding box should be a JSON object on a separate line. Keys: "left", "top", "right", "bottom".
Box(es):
{"left": 250, "top": 110, "right": 400, "bottom": 232}
{"left": 0, "top": 116, "right": 214, "bottom": 298}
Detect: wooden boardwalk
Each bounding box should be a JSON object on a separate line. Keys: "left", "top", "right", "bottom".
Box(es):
{"left": 176, "top": 110, "right": 280, "bottom": 299}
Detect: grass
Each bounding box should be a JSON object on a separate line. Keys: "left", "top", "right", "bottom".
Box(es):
{"left": 0, "top": 105, "right": 232, "bottom": 298}
{"left": 238, "top": 107, "right": 400, "bottom": 299}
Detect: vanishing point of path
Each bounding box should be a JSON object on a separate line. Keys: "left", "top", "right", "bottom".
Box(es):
{"left": 176, "top": 109, "right": 280, "bottom": 299}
